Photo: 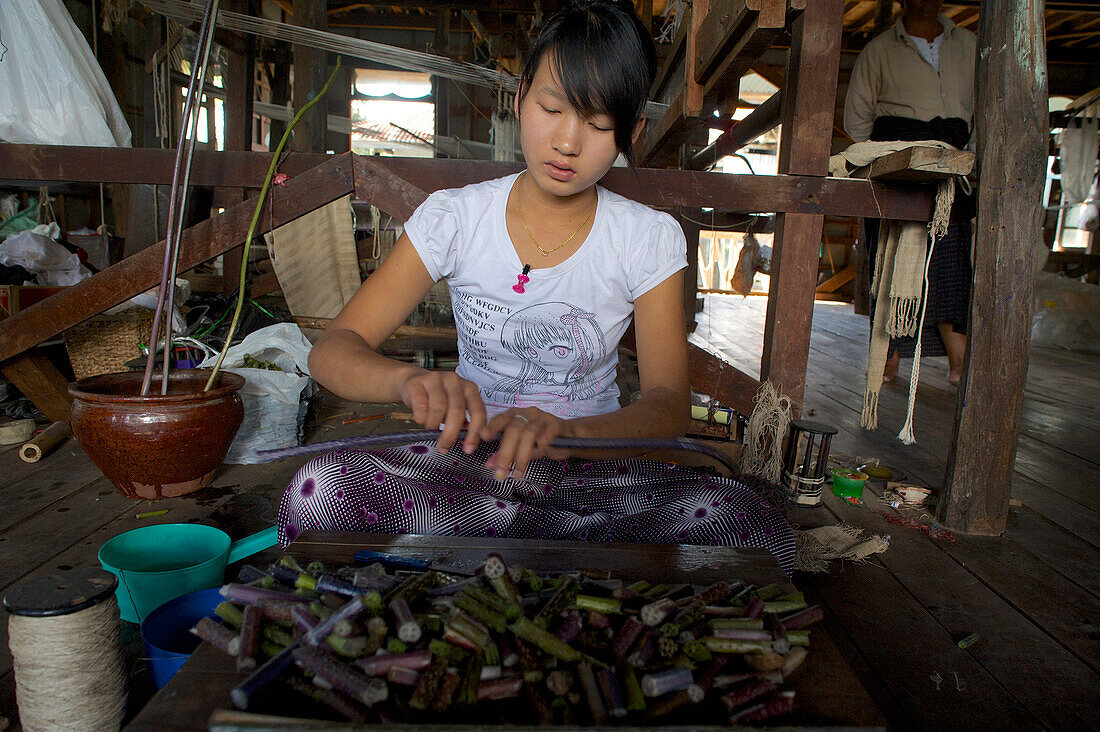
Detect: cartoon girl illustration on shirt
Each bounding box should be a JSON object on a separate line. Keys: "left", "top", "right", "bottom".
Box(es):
{"left": 491, "top": 302, "right": 607, "bottom": 404}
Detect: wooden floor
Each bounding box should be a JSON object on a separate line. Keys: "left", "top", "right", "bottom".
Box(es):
{"left": 0, "top": 294, "right": 1096, "bottom": 730}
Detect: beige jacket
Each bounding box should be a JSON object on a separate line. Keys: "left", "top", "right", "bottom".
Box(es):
{"left": 843, "top": 16, "right": 977, "bottom": 143}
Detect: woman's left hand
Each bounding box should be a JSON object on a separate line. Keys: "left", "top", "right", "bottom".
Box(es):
{"left": 480, "top": 408, "right": 572, "bottom": 482}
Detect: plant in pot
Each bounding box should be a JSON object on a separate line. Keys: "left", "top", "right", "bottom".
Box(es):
{"left": 68, "top": 0, "right": 339, "bottom": 498}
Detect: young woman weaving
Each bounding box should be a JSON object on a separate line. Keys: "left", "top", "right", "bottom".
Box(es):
{"left": 278, "top": 0, "right": 794, "bottom": 572}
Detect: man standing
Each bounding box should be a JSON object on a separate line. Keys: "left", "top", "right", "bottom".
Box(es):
{"left": 844, "top": 0, "right": 976, "bottom": 386}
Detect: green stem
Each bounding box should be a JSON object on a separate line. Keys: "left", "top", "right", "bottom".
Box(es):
{"left": 204, "top": 58, "right": 342, "bottom": 391}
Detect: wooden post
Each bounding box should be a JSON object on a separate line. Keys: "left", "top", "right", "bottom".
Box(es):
{"left": 759, "top": 0, "right": 843, "bottom": 411}
{"left": 222, "top": 0, "right": 256, "bottom": 296}
{"left": 434, "top": 10, "right": 452, "bottom": 153}
{"left": 327, "top": 67, "right": 353, "bottom": 154}
{"left": 938, "top": 0, "right": 1048, "bottom": 535}
{"left": 676, "top": 210, "right": 703, "bottom": 331}
{"left": 291, "top": 0, "right": 328, "bottom": 153}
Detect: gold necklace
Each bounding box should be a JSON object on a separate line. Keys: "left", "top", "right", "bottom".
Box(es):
{"left": 516, "top": 171, "right": 597, "bottom": 257}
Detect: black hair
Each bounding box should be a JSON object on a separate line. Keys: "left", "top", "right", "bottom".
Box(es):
{"left": 519, "top": 0, "right": 657, "bottom": 164}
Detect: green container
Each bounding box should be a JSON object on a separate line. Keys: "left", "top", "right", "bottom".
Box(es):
{"left": 831, "top": 468, "right": 868, "bottom": 499}
{"left": 98, "top": 523, "right": 277, "bottom": 623}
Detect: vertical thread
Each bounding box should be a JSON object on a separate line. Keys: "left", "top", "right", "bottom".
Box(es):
{"left": 8, "top": 597, "right": 127, "bottom": 731}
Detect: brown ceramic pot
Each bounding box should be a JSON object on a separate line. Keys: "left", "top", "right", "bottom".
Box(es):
{"left": 69, "top": 370, "right": 246, "bottom": 500}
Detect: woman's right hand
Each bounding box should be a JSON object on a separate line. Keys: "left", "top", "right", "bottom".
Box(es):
{"left": 399, "top": 370, "right": 488, "bottom": 454}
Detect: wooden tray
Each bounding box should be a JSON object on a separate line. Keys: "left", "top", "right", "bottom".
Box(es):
{"left": 125, "top": 532, "right": 886, "bottom": 731}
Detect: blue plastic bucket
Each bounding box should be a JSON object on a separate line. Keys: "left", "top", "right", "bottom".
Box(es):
{"left": 140, "top": 587, "right": 225, "bottom": 689}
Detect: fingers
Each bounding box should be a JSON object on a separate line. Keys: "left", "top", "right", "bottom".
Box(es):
{"left": 484, "top": 410, "right": 561, "bottom": 482}
{"left": 435, "top": 377, "right": 468, "bottom": 452}
{"left": 399, "top": 372, "right": 487, "bottom": 453}
{"left": 461, "top": 382, "right": 488, "bottom": 454}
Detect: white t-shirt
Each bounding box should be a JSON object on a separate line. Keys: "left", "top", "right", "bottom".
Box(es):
{"left": 404, "top": 173, "right": 687, "bottom": 420}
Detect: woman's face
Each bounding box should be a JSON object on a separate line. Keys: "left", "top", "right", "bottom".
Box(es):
{"left": 514, "top": 54, "right": 629, "bottom": 200}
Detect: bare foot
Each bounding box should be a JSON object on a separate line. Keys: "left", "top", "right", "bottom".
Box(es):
{"left": 882, "top": 351, "right": 900, "bottom": 383}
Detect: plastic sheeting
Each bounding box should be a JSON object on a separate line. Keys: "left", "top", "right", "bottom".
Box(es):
{"left": 0, "top": 0, "right": 132, "bottom": 146}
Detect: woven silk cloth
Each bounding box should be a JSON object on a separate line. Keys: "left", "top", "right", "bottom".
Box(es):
{"left": 277, "top": 441, "right": 796, "bottom": 574}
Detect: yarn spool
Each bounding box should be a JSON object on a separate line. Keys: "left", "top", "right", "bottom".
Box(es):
{"left": 4, "top": 567, "right": 128, "bottom": 731}
{"left": 782, "top": 419, "right": 838, "bottom": 506}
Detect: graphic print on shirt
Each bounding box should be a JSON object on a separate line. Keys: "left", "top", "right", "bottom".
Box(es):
{"left": 489, "top": 302, "right": 607, "bottom": 405}
{"left": 451, "top": 290, "right": 506, "bottom": 371}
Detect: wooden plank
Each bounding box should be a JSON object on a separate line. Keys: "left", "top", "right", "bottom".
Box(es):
{"left": 291, "top": 0, "right": 328, "bottom": 154}
{"left": 1002, "top": 506, "right": 1100, "bottom": 598}
{"left": 1014, "top": 431, "right": 1100, "bottom": 512}
{"left": 289, "top": 531, "right": 787, "bottom": 586}
{"left": 794, "top": 330, "right": 1100, "bottom": 548}
{"left": 850, "top": 146, "right": 976, "bottom": 182}
{"left": 759, "top": 0, "right": 843, "bottom": 412}
{"left": 939, "top": 0, "right": 1049, "bottom": 535}
{"left": 0, "top": 350, "right": 73, "bottom": 422}
{"left": 694, "top": 0, "right": 787, "bottom": 83}
{"left": 776, "top": 0, "right": 843, "bottom": 178}
{"left": 698, "top": 1, "right": 806, "bottom": 122}
{"left": 938, "top": 522, "right": 1100, "bottom": 676}
{"left": 805, "top": 558, "right": 1040, "bottom": 729}
{"left": 816, "top": 489, "right": 1091, "bottom": 729}
{"left": 0, "top": 144, "right": 330, "bottom": 187}
{"left": 815, "top": 262, "right": 857, "bottom": 294}
{"left": 352, "top": 156, "right": 429, "bottom": 221}
{"left": 0, "top": 145, "right": 935, "bottom": 220}
{"left": 686, "top": 342, "right": 761, "bottom": 418}
{"left": 640, "top": 1, "right": 797, "bottom": 166}
{"left": 690, "top": 90, "right": 782, "bottom": 170}
{"left": 0, "top": 443, "right": 104, "bottom": 535}
{"left": 0, "top": 154, "right": 356, "bottom": 364}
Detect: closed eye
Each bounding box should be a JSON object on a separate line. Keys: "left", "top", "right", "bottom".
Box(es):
{"left": 539, "top": 104, "right": 561, "bottom": 115}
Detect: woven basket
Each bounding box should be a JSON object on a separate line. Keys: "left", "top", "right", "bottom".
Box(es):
{"left": 64, "top": 310, "right": 155, "bottom": 380}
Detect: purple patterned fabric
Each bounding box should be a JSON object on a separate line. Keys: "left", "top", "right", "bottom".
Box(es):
{"left": 277, "top": 441, "right": 795, "bottom": 573}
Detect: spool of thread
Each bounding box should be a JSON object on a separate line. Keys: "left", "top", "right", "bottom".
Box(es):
{"left": 4, "top": 567, "right": 128, "bottom": 731}
{"left": 19, "top": 421, "right": 72, "bottom": 464}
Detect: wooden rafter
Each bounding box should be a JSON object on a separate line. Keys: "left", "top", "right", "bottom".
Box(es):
{"left": 0, "top": 145, "right": 935, "bottom": 221}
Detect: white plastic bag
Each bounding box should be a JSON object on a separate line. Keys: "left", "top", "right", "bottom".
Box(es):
{"left": 0, "top": 226, "right": 92, "bottom": 285}
{"left": 199, "top": 323, "right": 315, "bottom": 464}
{"left": 0, "top": 0, "right": 132, "bottom": 146}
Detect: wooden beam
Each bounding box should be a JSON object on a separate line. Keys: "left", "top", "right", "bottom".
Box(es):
{"left": 687, "top": 343, "right": 761, "bottom": 420}
{"left": 939, "top": 0, "right": 1048, "bottom": 536}
{"left": 0, "top": 144, "right": 935, "bottom": 220}
{"left": 690, "top": 90, "right": 782, "bottom": 170}
{"left": 0, "top": 351, "right": 73, "bottom": 423}
{"left": 0, "top": 155, "right": 356, "bottom": 364}
{"left": 760, "top": 0, "right": 843, "bottom": 412}
{"left": 815, "top": 262, "right": 857, "bottom": 294}
{"left": 640, "top": 1, "right": 804, "bottom": 167}
{"left": 291, "top": 0, "right": 328, "bottom": 153}
{"left": 676, "top": 210, "right": 704, "bottom": 328}
{"left": 694, "top": 0, "right": 786, "bottom": 84}
{"left": 352, "top": 155, "right": 430, "bottom": 221}
{"left": 222, "top": 0, "right": 257, "bottom": 298}
{"left": 850, "top": 146, "right": 976, "bottom": 183}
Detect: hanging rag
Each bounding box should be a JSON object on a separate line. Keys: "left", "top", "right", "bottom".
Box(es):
{"left": 1056, "top": 119, "right": 1099, "bottom": 206}
{"left": 829, "top": 141, "right": 960, "bottom": 443}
